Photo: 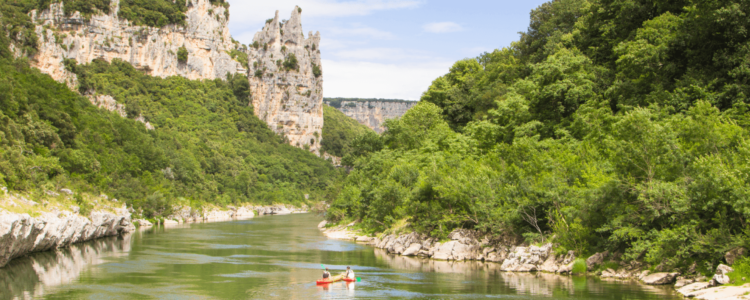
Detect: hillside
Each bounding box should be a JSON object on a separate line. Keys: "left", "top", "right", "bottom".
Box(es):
{"left": 321, "top": 104, "right": 373, "bottom": 159}
{"left": 328, "top": 0, "right": 750, "bottom": 275}
{"left": 0, "top": 26, "right": 341, "bottom": 220}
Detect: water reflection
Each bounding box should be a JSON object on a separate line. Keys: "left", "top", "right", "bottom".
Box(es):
{"left": 0, "top": 214, "right": 682, "bottom": 299}
{"left": 372, "top": 248, "right": 677, "bottom": 299}
{"left": 0, "top": 233, "right": 132, "bottom": 300}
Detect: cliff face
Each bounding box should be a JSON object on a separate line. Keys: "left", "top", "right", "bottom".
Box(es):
{"left": 30, "top": 0, "right": 243, "bottom": 87}
{"left": 24, "top": 2, "right": 324, "bottom": 154}
{"left": 326, "top": 101, "right": 417, "bottom": 133}
{"left": 246, "top": 7, "right": 324, "bottom": 154}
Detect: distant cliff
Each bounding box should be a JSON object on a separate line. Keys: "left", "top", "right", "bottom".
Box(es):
{"left": 324, "top": 98, "right": 417, "bottom": 133}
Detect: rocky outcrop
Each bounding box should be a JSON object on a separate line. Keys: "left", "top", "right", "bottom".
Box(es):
{"left": 0, "top": 232, "right": 132, "bottom": 299}
{"left": 247, "top": 7, "right": 323, "bottom": 154}
{"left": 0, "top": 207, "right": 135, "bottom": 268}
{"left": 29, "top": 0, "right": 242, "bottom": 86}
{"left": 161, "top": 204, "right": 307, "bottom": 224}
{"left": 22, "top": 2, "right": 326, "bottom": 153}
{"left": 325, "top": 100, "right": 418, "bottom": 133}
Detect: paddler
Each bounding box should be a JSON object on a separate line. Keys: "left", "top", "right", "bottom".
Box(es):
{"left": 322, "top": 268, "right": 331, "bottom": 279}
{"left": 345, "top": 266, "right": 355, "bottom": 279}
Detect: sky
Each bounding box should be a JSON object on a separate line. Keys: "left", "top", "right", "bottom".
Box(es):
{"left": 227, "top": 0, "right": 549, "bottom": 100}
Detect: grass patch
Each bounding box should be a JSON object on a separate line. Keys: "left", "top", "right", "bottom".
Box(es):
{"left": 728, "top": 257, "right": 750, "bottom": 286}
{"left": 572, "top": 258, "right": 587, "bottom": 275}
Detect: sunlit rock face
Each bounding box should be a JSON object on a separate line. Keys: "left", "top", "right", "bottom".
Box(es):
{"left": 0, "top": 208, "right": 134, "bottom": 268}
{"left": 0, "top": 233, "right": 132, "bottom": 300}
{"left": 28, "top": 0, "right": 243, "bottom": 88}
{"left": 246, "top": 7, "right": 324, "bottom": 155}
{"left": 325, "top": 101, "right": 417, "bottom": 133}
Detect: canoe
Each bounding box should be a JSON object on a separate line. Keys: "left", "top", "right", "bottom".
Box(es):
{"left": 343, "top": 277, "right": 356, "bottom": 282}
{"left": 316, "top": 274, "right": 344, "bottom": 285}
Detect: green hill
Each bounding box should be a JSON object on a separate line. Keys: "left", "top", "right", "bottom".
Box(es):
{"left": 0, "top": 32, "right": 341, "bottom": 219}
{"left": 328, "top": 0, "right": 750, "bottom": 272}
{"left": 321, "top": 104, "right": 373, "bottom": 158}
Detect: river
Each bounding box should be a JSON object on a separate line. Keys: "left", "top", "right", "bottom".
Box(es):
{"left": 0, "top": 213, "right": 682, "bottom": 299}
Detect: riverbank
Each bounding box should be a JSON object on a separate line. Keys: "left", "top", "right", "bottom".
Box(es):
{"left": 318, "top": 221, "right": 750, "bottom": 299}
{"left": 0, "top": 186, "right": 310, "bottom": 268}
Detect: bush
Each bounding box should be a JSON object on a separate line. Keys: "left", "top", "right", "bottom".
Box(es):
{"left": 177, "top": 46, "right": 188, "bottom": 63}
{"left": 571, "top": 258, "right": 587, "bottom": 275}
{"left": 283, "top": 53, "right": 298, "bottom": 71}
{"left": 312, "top": 63, "right": 322, "bottom": 78}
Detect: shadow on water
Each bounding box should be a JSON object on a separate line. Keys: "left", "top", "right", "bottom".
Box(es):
{"left": 0, "top": 214, "right": 682, "bottom": 299}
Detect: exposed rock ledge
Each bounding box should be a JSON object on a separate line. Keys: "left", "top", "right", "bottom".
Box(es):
{"left": 0, "top": 207, "right": 135, "bottom": 268}
{"left": 143, "top": 204, "right": 309, "bottom": 226}
{"left": 319, "top": 222, "right": 750, "bottom": 298}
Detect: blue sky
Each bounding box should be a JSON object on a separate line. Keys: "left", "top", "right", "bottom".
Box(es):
{"left": 228, "top": 0, "right": 549, "bottom": 100}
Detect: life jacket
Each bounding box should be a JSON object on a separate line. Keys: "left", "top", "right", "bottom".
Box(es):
{"left": 323, "top": 271, "right": 330, "bottom": 278}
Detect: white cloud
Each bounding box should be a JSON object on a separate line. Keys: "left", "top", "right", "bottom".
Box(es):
{"left": 422, "top": 22, "right": 464, "bottom": 33}
{"left": 322, "top": 59, "right": 452, "bottom": 100}
{"left": 228, "top": 0, "right": 423, "bottom": 27}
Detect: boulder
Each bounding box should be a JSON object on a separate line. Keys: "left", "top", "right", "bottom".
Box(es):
{"left": 674, "top": 277, "right": 695, "bottom": 288}
{"left": 585, "top": 251, "right": 609, "bottom": 269}
{"left": 317, "top": 220, "right": 327, "bottom": 229}
{"left": 710, "top": 264, "right": 734, "bottom": 286}
{"left": 402, "top": 243, "right": 422, "bottom": 256}
{"left": 726, "top": 248, "right": 747, "bottom": 265}
{"left": 677, "top": 281, "right": 711, "bottom": 297}
{"left": 433, "top": 241, "right": 456, "bottom": 260}
{"left": 60, "top": 188, "right": 74, "bottom": 195}
{"left": 641, "top": 272, "right": 679, "bottom": 285}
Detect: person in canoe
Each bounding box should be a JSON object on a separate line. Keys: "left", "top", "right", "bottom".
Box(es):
{"left": 322, "top": 268, "right": 331, "bottom": 279}
{"left": 345, "top": 266, "right": 355, "bottom": 280}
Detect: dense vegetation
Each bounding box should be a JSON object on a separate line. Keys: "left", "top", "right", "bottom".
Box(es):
{"left": 324, "top": 98, "right": 414, "bottom": 109}
{"left": 1, "top": 0, "right": 197, "bottom": 29}
{"left": 0, "top": 14, "right": 341, "bottom": 219}
{"left": 320, "top": 105, "right": 372, "bottom": 158}
{"left": 328, "top": 0, "right": 750, "bottom": 273}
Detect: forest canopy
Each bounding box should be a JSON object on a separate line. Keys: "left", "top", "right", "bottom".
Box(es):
{"left": 328, "top": 0, "right": 750, "bottom": 273}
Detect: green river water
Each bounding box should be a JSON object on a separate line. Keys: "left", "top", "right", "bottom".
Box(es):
{"left": 1, "top": 213, "right": 682, "bottom": 299}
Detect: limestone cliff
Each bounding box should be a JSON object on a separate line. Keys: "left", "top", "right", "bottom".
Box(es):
{"left": 22, "top": 2, "right": 324, "bottom": 154}
{"left": 246, "top": 7, "right": 324, "bottom": 154}
{"left": 29, "top": 0, "right": 243, "bottom": 87}
{"left": 325, "top": 100, "right": 417, "bottom": 133}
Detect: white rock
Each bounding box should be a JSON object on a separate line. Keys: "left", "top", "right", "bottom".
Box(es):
{"left": 402, "top": 243, "right": 422, "bottom": 256}
{"left": 641, "top": 272, "right": 679, "bottom": 285}
{"left": 60, "top": 189, "right": 73, "bottom": 195}
{"left": 0, "top": 209, "right": 135, "bottom": 267}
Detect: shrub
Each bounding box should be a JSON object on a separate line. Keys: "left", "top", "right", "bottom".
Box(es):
{"left": 571, "top": 258, "right": 587, "bottom": 275}
{"left": 312, "top": 63, "right": 322, "bottom": 77}
{"left": 177, "top": 46, "right": 188, "bottom": 63}
{"left": 283, "top": 53, "right": 298, "bottom": 71}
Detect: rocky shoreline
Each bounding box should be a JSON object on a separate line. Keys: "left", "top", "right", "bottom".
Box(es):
{"left": 319, "top": 221, "right": 750, "bottom": 299}
{"left": 133, "top": 204, "right": 309, "bottom": 227}
{"left": 1, "top": 202, "right": 307, "bottom": 268}
{"left": 0, "top": 207, "right": 135, "bottom": 268}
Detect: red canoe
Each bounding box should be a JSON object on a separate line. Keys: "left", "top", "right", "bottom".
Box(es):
{"left": 316, "top": 274, "right": 344, "bottom": 285}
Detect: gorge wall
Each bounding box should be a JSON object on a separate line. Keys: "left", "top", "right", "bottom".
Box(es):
{"left": 28, "top": 0, "right": 243, "bottom": 87}
{"left": 325, "top": 100, "right": 417, "bottom": 133}
{"left": 20, "top": 1, "right": 322, "bottom": 154}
